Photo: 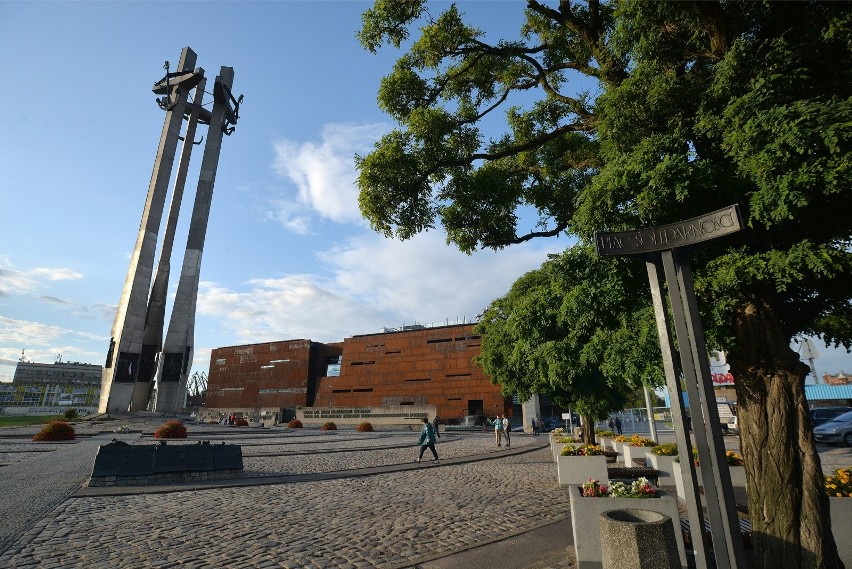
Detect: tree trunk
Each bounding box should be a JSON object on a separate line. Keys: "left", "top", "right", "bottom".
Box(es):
{"left": 581, "top": 415, "right": 596, "bottom": 445}
{"left": 728, "top": 300, "right": 842, "bottom": 569}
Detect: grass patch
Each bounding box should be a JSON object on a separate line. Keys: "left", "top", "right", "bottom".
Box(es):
{"left": 0, "top": 415, "right": 65, "bottom": 429}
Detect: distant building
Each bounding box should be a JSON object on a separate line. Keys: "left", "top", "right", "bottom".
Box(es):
{"left": 823, "top": 372, "right": 852, "bottom": 386}
{"left": 1, "top": 360, "right": 102, "bottom": 413}
{"left": 201, "top": 323, "right": 513, "bottom": 424}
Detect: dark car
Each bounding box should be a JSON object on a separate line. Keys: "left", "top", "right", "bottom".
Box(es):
{"left": 810, "top": 407, "right": 852, "bottom": 427}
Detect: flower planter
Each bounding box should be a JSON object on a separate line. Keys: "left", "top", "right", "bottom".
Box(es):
{"left": 597, "top": 437, "right": 612, "bottom": 451}
{"left": 610, "top": 440, "right": 624, "bottom": 456}
{"left": 556, "top": 454, "right": 608, "bottom": 487}
{"left": 568, "top": 485, "right": 688, "bottom": 568}
{"left": 830, "top": 497, "right": 852, "bottom": 565}
{"left": 728, "top": 464, "right": 746, "bottom": 488}
{"left": 551, "top": 440, "right": 582, "bottom": 462}
{"left": 622, "top": 444, "right": 651, "bottom": 467}
{"left": 672, "top": 461, "right": 703, "bottom": 501}
{"left": 647, "top": 454, "right": 678, "bottom": 487}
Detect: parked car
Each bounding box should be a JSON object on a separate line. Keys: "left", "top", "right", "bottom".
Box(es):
{"left": 810, "top": 407, "right": 852, "bottom": 427}
{"left": 813, "top": 410, "right": 852, "bottom": 446}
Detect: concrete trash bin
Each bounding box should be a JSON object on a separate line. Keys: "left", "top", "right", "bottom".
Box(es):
{"left": 599, "top": 508, "right": 679, "bottom": 569}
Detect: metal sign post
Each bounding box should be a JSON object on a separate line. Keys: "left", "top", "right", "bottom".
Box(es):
{"left": 596, "top": 205, "right": 747, "bottom": 569}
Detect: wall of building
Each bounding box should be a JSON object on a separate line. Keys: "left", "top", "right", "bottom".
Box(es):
{"left": 204, "top": 339, "right": 342, "bottom": 414}
{"left": 312, "top": 324, "right": 509, "bottom": 422}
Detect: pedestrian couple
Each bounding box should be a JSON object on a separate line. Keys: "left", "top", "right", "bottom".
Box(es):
{"left": 495, "top": 414, "right": 510, "bottom": 447}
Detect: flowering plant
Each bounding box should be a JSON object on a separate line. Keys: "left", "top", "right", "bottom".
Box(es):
{"left": 613, "top": 435, "right": 629, "bottom": 442}
{"left": 556, "top": 436, "right": 582, "bottom": 444}
{"left": 628, "top": 434, "right": 656, "bottom": 447}
{"left": 651, "top": 442, "right": 678, "bottom": 456}
{"left": 581, "top": 478, "right": 609, "bottom": 497}
{"left": 550, "top": 427, "right": 566, "bottom": 435}
{"left": 824, "top": 467, "right": 852, "bottom": 498}
{"left": 561, "top": 444, "right": 605, "bottom": 456}
{"left": 725, "top": 450, "right": 744, "bottom": 466}
{"left": 581, "top": 477, "right": 660, "bottom": 498}
{"left": 596, "top": 429, "right": 615, "bottom": 437}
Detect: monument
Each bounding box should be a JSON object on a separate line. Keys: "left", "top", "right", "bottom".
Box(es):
{"left": 99, "top": 48, "right": 241, "bottom": 413}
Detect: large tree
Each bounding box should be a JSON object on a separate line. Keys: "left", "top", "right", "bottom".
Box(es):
{"left": 357, "top": 2, "right": 852, "bottom": 567}
{"left": 475, "top": 245, "right": 658, "bottom": 443}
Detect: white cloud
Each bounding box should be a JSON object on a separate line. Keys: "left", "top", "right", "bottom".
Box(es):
{"left": 195, "top": 229, "right": 566, "bottom": 352}
{"left": 0, "top": 256, "right": 83, "bottom": 297}
{"left": 271, "top": 122, "right": 391, "bottom": 228}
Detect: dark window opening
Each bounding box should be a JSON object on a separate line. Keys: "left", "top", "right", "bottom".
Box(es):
{"left": 386, "top": 350, "right": 402, "bottom": 355}
{"left": 353, "top": 388, "right": 373, "bottom": 392}
{"left": 405, "top": 378, "right": 431, "bottom": 382}
{"left": 446, "top": 373, "right": 471, "bottom": 378}
{"left": 332, "top": 389, "right": 352, "bottom": 393}
{"left": 350, "top": 361, "right": 375, "bottom": 366}
{"left": 400, "top": 401, "right": 414, "bottom": 405}
{"left": 426, "top": 338, "right": 452, "bottom": 344}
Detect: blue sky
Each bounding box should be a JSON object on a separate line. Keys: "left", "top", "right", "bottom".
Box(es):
{"left": 0, "top": 1, "right": 848, "bottom": 386}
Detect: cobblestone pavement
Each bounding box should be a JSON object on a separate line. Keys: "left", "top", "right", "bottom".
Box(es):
{"left": 0, "top": 415, "right": 849, "bottom": 569}
{"left": 0, "top": 418, "right": 577, "bottom": 569}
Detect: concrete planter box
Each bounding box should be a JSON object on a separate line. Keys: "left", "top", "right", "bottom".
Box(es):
{"left": 556, "top": 454, "right": 608, "bottom": 487}
{"left": 831, "top": 497, "right": 852, "bottom": 565}
{"left": 622, "top": 444, "right": 653, "bottom": 467}
{"left": 610, "top": 440, "right": 624, "bottom": 456}
{"left": 597, "top": 437, "right": 612, "bottom": 451}
{"left": 728, "top": 465, "right": 746, "bottom": 488}
{"left": 552, "top": 439, "right": 581, "bottom": 462}
{"left": 568, "top": 485, "right": 688, "bottom": 568}
{"left": 672, "top": 461, "right": 701, "bottom": 501}
{"left": 647, "top": 454, "right": 679, "bottom": 487}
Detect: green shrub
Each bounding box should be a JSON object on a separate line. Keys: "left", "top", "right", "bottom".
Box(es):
{"left": 356, "top": 421, "right": 374, "bottom": 432}
{"left": 32, "top": 420, "right": 76, "bottom": 441}
{"left": 287, "top": 419, "right": 303, "bottom": 428}
{"left": 62, "top": 408, "right": 79, "bottom": 421}
{"left": 154, "top": 420, "right": 187, "bottom": 439}
{"left": 320, "top": 421, "right": 337, "bottom": 431}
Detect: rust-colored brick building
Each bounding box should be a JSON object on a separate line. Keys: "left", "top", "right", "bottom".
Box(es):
{"left": 202, "top": 324, "right": 509, "bottom": 423}
{"left": 313, "top": 324, "right": 508, "bottom": 421}
{"left": 203, "top": 339, "right": 343, "bottom": 420}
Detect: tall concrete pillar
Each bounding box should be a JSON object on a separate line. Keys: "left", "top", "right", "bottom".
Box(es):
{"left": 156, "top": 67, "right": 238, "bottom": 413}
{"left": 521, "top": 395, "right": 543, "bottom": 433}
{"left": 130, "top": 78, "right": 207, "bottom": 411}
{"left": 99, "top": 48, "right": 202, "bottom": 413}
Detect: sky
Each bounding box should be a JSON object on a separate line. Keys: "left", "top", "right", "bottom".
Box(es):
{"left": 0, "top": 1, "right": 848, "bottom": 387}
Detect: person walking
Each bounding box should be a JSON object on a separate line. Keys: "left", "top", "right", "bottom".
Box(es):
{"left": 432, "top": 416, "right": 441, "bottom": 438}
{"left": 503, "top": 415, "right": 511, "bottom": 447}
{"left": 415, "top": 417, "right": 439, "bottom": 463}
{"left": 614, "top": 416, "right": 623, "bottom": 435}
{"left": 532, "top": 418, "right": 540, "bottom": 436}
{"left": 494, "top": 414, "right": 503, "bottom": 447}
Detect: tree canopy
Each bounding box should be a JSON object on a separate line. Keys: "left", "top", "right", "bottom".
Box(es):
{"left": 475, "top": 245, "right": 659, "bottom": 425}
{"left": 358, "top": 1, "right": 852, "bottom": 566}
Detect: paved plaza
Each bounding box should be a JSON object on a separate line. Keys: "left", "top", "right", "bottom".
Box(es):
{"left": 0, "top": 415, "right": 849, "bottom": 568}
